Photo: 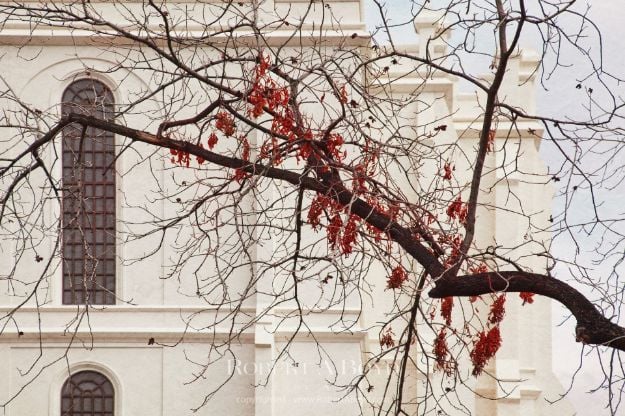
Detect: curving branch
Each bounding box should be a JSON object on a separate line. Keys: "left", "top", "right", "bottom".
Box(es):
{"left": 429, "top": 271, "right": 625, "bottom": 351}
{"left": 27, "top": 113, "right": 625, "bottom": 354}
{"left": 32, "top": 113, "right": 447, "bottom": 278}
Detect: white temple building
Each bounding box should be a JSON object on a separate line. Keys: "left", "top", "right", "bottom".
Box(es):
{"left": 0, "top": 1, "right": 574, "bottom": 415}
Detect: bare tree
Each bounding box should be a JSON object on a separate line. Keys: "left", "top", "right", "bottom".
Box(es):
{"left": 1, "top": 0, "right": 624, "bottom": 414}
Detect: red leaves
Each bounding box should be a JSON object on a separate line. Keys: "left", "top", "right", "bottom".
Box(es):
{"left": 519, "top": 292, "right": 535, "bottom": 305}
{"left": 470, "top": 326, "right": 502, "bottom": 376}
{"left": 248, "top": 90, "right": 266, "bottom": 119}
{"left": 297, "top": 141, "right": 312, "bottom": 161}
{"left": 435, "top": 292, "right": 506, "bottom": 377}
{"left": 240, "top": 136, "right": 250, "bottom": 162}
{"left": 271, "top": 87, "right": 289, "bottom": 108}
{"left": 488, "top": 295, "right": 506, "bottom": 324}
{"left": 440, "top": 233, "right": 463, "bottom": 267}
{"left": 446, "top": 196, "right": 468, "bottom": 223}
{"left": 270, "top": 109, "right": 295, "bottom": 141}
{"left": 441, "top": 297, "right": 453, "bottom": 325}
{"left": 432, "top": 289, "right": 508, "bottom": 377}
{"left": 248, "top": 74, "right": 289, "bottom": 119}
{"left": 380, "top": 327, "right": 395, "bottom": 349}
{"left": 467, "top": 294, "right": 506, "bottom": 375}
{"left": 248, "top": 53, "right": 290, "bottom": 119}
{"left": 307, "top": 194, "right": 328, "bottom": 230}
{"left": 207, "top": 132, "right": 218, "bottom": 150}
{"left": 327, "top": 214, "right": 343, "bottom": 250}
{"left": 250, "top": 54, "right": 271, "bottom": 116}
{"left": 326, "top": 133, "right": 345, "bottom": 162}
{"left": 339, "top": 84, "right": 348, "bottom": 104}
{"left": 352, "top": 163, "right": 367, "bottom": 194}
{"left": 341, "top": 214, "right": 360, "bottom": 255}
{"left": 231, "top": 136, "right": 251, "bottom": 183}
{"left": 442, "top": 162, "right": 454, "bottom": 181}
{"left": 256, "top": 52, "right": 270, "bottom": 77}
{"left": 307, "top": 193, "right": 362, "bottom": 256}
{"left": 386, "top": 265, "right": 408, "bottom": 290}
{"left": 233, "top": 168, "right": 248, "bottom": 183}
{"left": 468, "top": 262, "right": 488, "bottom": 274}
{"left": 170, "top": 148, "right": 190, "bottom": 167}
{"left": 215, "top": 111, "right": 235, "bottom": 136}
{"left": 362, "top": 198, "right": 399, "bottom": 243}
{"left": 246, "top": 56, "right": 352, "bottom": 173}
{"left": 433, "top": 328, "right": 453, "bottom": 376}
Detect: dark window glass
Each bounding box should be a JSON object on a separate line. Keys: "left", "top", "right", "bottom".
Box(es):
{"left": 61, "top": 371, "right": 114, "bottom": 416}
{"left": 62, "top": 79, "right": 116, "bottom": 305}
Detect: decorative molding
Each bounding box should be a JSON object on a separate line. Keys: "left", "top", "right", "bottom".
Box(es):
{"left": 0, "top": 25, "right": 370, "bottom": 47}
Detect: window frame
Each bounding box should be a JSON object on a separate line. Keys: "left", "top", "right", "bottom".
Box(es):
{"left": 60, "top": 370, "right": 115, "bottom": 416}
{"left": 61, "top": 78, "right": 117, "bottom": 305}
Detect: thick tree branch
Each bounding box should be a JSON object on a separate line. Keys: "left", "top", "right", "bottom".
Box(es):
{"left": 429, "top": 272, "right": 625, "bottom": 350}
{"left": 57, "top": 113, "right": 446, "bottom": 277}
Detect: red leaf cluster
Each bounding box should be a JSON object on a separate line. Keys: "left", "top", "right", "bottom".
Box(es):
{"left": 470, "top": 326, "right": 502, "bottom": 376}
{"left": 326, "top": 133, "right": 345, "bottom": 162}
{"left": 327, "top": 214, "right": 343, "bottom": 250}
{"left": 215, "top": 111, "right": 235, "bottom": 136}
{"left": 442, "top": 162, "right": 454, "bottom": 181}
{"left": 170, "top": 148, "right": 191, "bottom": 167}
{"left": 433, "top": 328, "right": 453, "bottom": 376}
{"left": 240, "top": 136, "right": 250, "bottom": 161}
{"left": 488, "top": 295, "right": 506, "bottom": 324}
{"left": 440, "top": 233, "right": 463, "bottom": 267}
{"left": 352, "top": 164, "right": 367, "bottom": 194}
{"left": 468, "top": 262, "right": 488, "bottom": 274}
{"left": 447, "top": 196, "right": 468, "bottom": 222}
{"left": 307, "top": 194, "right": 330, "bottom": 230}
{"left": 519, "top": 292, "right": 535, "bottom": 305}
{"left": 469, "top": 294, "right": 508, "bottom": 376}
{"left": 256, "top": 53, "right": 270, "bottom": 77}
{"left": 380, "top": 327, "right": 395, "bottom": 349}
{"left": 207, "top": 132, "right": 218, "bottom": 149}
{"left": 231, "top": 136, "right": 251, "bottom": 183}
{"left": 248, "top": 54, "right": 290, "bottom": 119}
{"left": 386, "top": 265, "right": 408, "bottom": 290}
{"left": 441, "top": 297, "right": 454, "bottom": 325}
{"left": 260, "top": 137, "right": 284, "bottom": 165}
{"left": 246, "top": 53, "right": 312, "bottom": 167}
{"left": 308, "top": 193, "right": 361, "bottom": 256}
{"left": 270, "top": 108, "right": 295, "bottom": 142}
{"left": 339, "top": 84, "right": 348, "bottom": 104}
{"left": 340, "top": 214, "right": 360, "bottom": 255}
{"left": 233, "top": 168, "right": 248, "bottom": 183}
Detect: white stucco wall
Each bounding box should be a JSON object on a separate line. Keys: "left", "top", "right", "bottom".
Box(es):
{"left": 0, "top": 1, "right": 575, "bottom": 415}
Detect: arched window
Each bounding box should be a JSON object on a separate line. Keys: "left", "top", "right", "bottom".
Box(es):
{"left": 61, "top": 370, "right": 115, "bottom": 416}
{"left": 61, "top": 79, "right": 116, "bottom": 305}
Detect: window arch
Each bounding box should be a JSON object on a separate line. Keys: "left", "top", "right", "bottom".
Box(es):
{"left": 61, "top": 79, "right": 116, "bottom": 305}
{"left": 61, "top": 370, "right": 115, "bottom": 416}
